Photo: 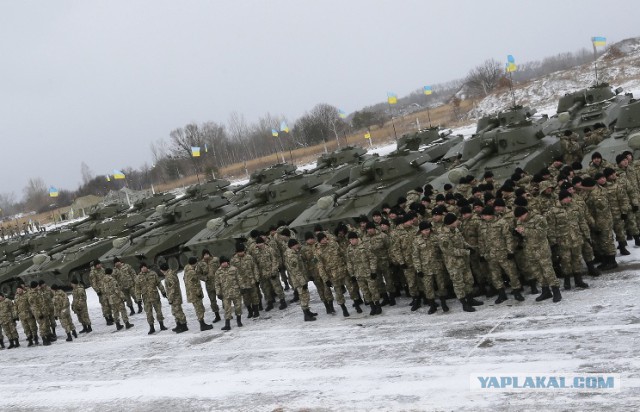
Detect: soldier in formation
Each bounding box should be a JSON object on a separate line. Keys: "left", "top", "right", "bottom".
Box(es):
{"left": 135, "top": 262, "right": 168, "bottom": 334}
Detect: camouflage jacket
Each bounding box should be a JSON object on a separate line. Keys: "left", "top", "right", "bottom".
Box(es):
{"left": 547, "top": 202, "right": 587, "bottom": 246}
{"left": 214, "top": 265, "right": 241, "bottom": 298}
{"left": 412, "top": 232, "right": 446, "bottom": 275}
{"left": 230, "top": 254, "right": 259, "bottom": 289}
{"left": 52, "top": 289, "right": 71, "bottom": 318}
{"left": 163, "top": 268, "right": 183, "bottom": 305}
{"left": 346, "top": 241, "right": 377, "bottom": 278}
{"left": 14, "top": 291, "right": 33, "bottom": 319}
{"left": 389, "top": 224, "right": 415, "bottom": 267}
{"left": 0, "top": 298, "right": 17, "bottom": 324}
{"left": 26, "top": 288, "right": 46, "bottom": 319}
{"left": 284, "top": 247, "right": 308, "bottom": 289}
{"left": 102, "top": 274, "right": 125, "bottom": 303}
{"left": 602, "top": 180, "right": 630, "bottom": 218}
{"left": 583, "top": 186, "right": 613, "bottom": 229}
{"left": 183, "top": 264, "right": 204, "bottom": 303}
{"left": 134, "top": 270, "right": 166, "bottom": 303}
{"left": 315, "top": 239, "right": 348, "bottom": 282}
{"left": 252, "top": 244, "right": 279, "bottom": 279}
{"left": 478, "top": 217, "right": 515, "bottom": 259}
{"left": 437, "top": 225, "right": 470, "bottom": 272}
{"left": 300, "top": 243, "right": 320, "bottom": 281}
{"left": 71, "top": 285, "right": 87, "bottom": 313}
{"left": 516, "top": 214, "right": 552, "bottom": 260}
{"left": 363, "top": 230, "right": 390, "bottom": 266}
{"left": 114, "top": 263, "right": 137, "bottom": 290}
{"left": 89, "top": 266, "right": 106, "bottom": 293}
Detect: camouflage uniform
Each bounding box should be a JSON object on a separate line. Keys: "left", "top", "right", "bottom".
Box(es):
{"left": 412, "top": 231, "right": 447, "bottom": 300}
{"left": 583, "top": 186, "right": 616, "bottom": 257}
{"left": 547, "top": 200, "right": 588, "bottom": 276}
{"left": 573, "top": 190, "right": 597, "bottom": 263}
{"left": 197, "top": 257, "right": 220, "bottom": 314}
{"left": 40, "top": 285, "right": 57, "bottom": 332}
{"left": 390, "top": 224, "right": 419, "bottom": 298}
{"left": 560, "top": 132, "right": 583, "bottom": 164}
{"left": 103, "top": 273, "right": 129, "bottom": 325}
{"left": 114, "top": 262, "right": 137, "bottom": 310}
{"left": 252, "top": 242, "right": 285, "bottom": 303}
{"left": 301, "top": 242, "right": 332, "bottom": 304}
{"left": 14, "top": 289, "right": 37, "bottom": 340}
{"left": 478, "top": 216, "right": 522, "bottom": 291}
{"left": 0, "top": 297, "right": 18, "bottom": 342}
{"left": 231, "top": 253, "right": 260, "bottom": 307}
{"left": 52, "top": 289, "right": 76, "bottom": 334}
{"left": 89, "top": 266, "right": 112, "bottom": 319}
{"left": 363, "top": 229, "right": 395, "bottom": 295}
{"left": 437, "top": 225, "right": 474, "bottom": 299}
{"left": 184, "top": 263, "right": 207, "bottom": 321}
{"left": 27, "top": 287, "right": 51, "bottom": 341}
{"left": 346, "top": 240, "right": 380, "bottom": 303}
{"left": 316, "top": 238, "right": 358, "bottom": 305}
{"left": 135, "top": 269, "right": 166, "bottom": 326}
{"left": 214, "top": 264, "right": 243, "bottom": 320}
{"left": 460, "top": 213, "right": 487, "bottom": 287}
{"left": 516, "top": 214, "right": 559, "bottom": 287}
{"left": 284, "top": 247, "right": 311, "bottom": 310}
{"left": 71, "top": 284, "right": 91, "bottom": 328}
{"left": 163, "top": 268, "right": 187, "bottom": 325}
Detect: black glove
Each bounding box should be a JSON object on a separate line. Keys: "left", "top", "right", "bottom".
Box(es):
{"left": 416, "top": 271, "right": 424, "bottom": 278}
{"left": 278, "top": 265, "right": 285, "bottom": 272}
{"left": 39, "top": 315, "right": 44, "bottom": 320}
{"left": 325, "top": 280, "right": 332, "bottom": 288}
{"left": 507, "top": 253, "right": 515, "bottom": 260}
{"left": 302, "top": 284, "right": 308, "bottom": 291}
{"left": 593, "top": 229, "right": 602, "bottom": 235}
{"left": 350, "top": 276, "right": 357, "bottom": 283}
{"left": 197, "top": 293, "right": 203, "bottom": 299}
{"left": 621, "top": 214, "right": 627, "bottom": 221}
{"left": 217, "top": 295, "right": 223, "bottom": 300}
{"left": 389, "top": 262, "right": 396, "bottom": 269}
{"left": 633, "top": 205, "right": 639, "bottom": 212}
{"left": 468, "top": 248, "right": 476, "bottom": 255}
{"left": 479, "top": 256, "right": 486, "bottom": 262}
{"left": 308, "top": 276, "right": 314, "bottom": 282}
{"left": 370, "top": 272, "right": 377, "bottom": 280}
{"left": 168, "top": 301, "right": 173, "bottom": 305}
{"left": 162, "top": 292, "right": 167, "bottom": 298}
{"left": 551, "top": 244, "right": 559, "bottom": 255}
{"left": 96, "top": 291, "right": 102, "bottom": 296}
{"left": 255, "top": 282, "right": 260, "bottom": 287}
{"left": 55, "top": 316, "right": 59, "bottom": 320}
{"left": 137, "top": 300, "right": 142, "bottom": 305}
{"left": 512, "top": 229, "right": 523, "bottom": 239}
{"left": 13, "top": 317, "right": 18, "bottom": 322}
{"left": 400, "top": 263, "right": 408, "bottom": 270}
{"left": 271, "top": 275, "right": 277, "bottom": 280}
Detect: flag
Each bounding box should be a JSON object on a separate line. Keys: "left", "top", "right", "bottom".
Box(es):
{"left": 204, "top": 143, "right": 208, "bottom": 153}
{"left": 592, "top": 36, "right": 606, "bottom": 47}
{"left": 506, "top": 55, "right": 517, "bottom": 73}
{"left": 423, "top": 86, "right": 432, "bottom": 95}
{"left": 280, "top": 121, "right": 289, "bottom": 133}
{"left": 387, "top": 92, "right": 397, "bottom": 105}
{"left": 364, "top": 131, "right": 371, "bottom": 139}
{"left": 113, "top": 169, "right": 125, "bottom": 179}
{"left": 338, "top": 109, "right": 347, "bottom": 119}
{"left": 49, "top": 186, "right": 59, "bottom": 197}
{"left": 272, "top": 129, "right": 279, "bottom": 137}
{"left": 106, "top": 175, "right": 111, "bottom": 182}
{"left": 191, "top": 146, "right": 201, "bottom": 157}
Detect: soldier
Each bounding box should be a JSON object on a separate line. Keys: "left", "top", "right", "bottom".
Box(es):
{"left": 103, "top": 268, "right": 134, "bottom": 331}
{"left": 0, "top": 293, "right": 19, "bottom": 349}
{"left": 363, "top": 222, "right": 396, "bottom": 306}
{"left": 346, "top": 232, "right": 382, "bottom": 316}
{"left": 134, "top": 262, "right": 168, "bottom": 334}
{"left": 315, "top": 233, "right": 356, "bottom": 317}
{"left": 50, "top": 284, "right": 77, "bottom": 342}
{"left": 214, "top": 256, "right": 243, "bottom": 330}
{"left": 600, "top": 168, "right": 631, "bottom": 255}
{"left": 390, "top": 214, "right": 420, "bottom": 309}
{"left": 614, "top": 153, "right": 640, "bottom": 245}
{"left": 302, "top": 232, "right": 335, "bottom": 314}
{"left": 586, "top": 152, "right": 611, "bottom": 177}
{"left": 184, "top": 257, "right": 213, "bottom": 331}
{"left": 27, "top": 281, "right": 52, "bottom": 345}
{"left": 252, "top": 236, "right": 287, "bottom": 311}
{"left": 14, "top": 286, "right": 38, "bottom": 346}
{"left": 437, "top": 213, "right": 482, "bottom": 312}
{"left": 197, "top": 250, "right": 222, "bottom": 323}
{"left": 412, "top": 221, "right": 448, "bottom": 314}
{"left": 231, "top": 243, "right": 261, "bottom": 319}
{"left": 159, "top": 263, "right": 188, "bottom": 333}
{"left": 580, "top": 177, "right": 617, "bottom": 270}
{"left": 89, "top": 260, "right": 113, "bottom": 325}
{"left": 560, "top": 130, "right": 583, "bottom": 165}
{"left": 70, "top": 278, "right": 91, "bottom": 333}
{"left": 39, "top": 281, "right": 57, "bottom": 339}
{"left": 478, "top": 206, "right": 524, "bottom": 304}
{"left": 284, "top": 239, "right": 318, "bottom": 321}
{"left": 514, "top": 207, "right": 562, "bottom": 303}
{"left": 113, "top": 257, "right": 138, "bottom": 315}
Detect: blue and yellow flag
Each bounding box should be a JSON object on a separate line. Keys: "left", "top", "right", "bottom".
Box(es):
{"left": 338, "top": 109, "right": 347, "bottom": 119}
{"left": 280, "top": 121, "right": 289, "bottom": 133}
{"left": 387, "top": 92, "right": 397, "bottom": 105}
{"left": 113, "top": 170, "right": 125, "bottom": 180}
{"left": 191, "top": 146, "right": 201, "bottom": 157}
{"left": 423, "top": 86, "right": 432, "bottom": 95}
{"left": 106, "top": 175, "right": 111, "bottom": 182}
{"left": 592, "top": 36, "right": 606, "bottom": 47}
{"left": 364, "top": 131, "right": 371, "bottom": 139}
{"left": 506, "top": 55, "right": 517, "bottom": 73}
{"left": 272, "top": 129, "right": 279, "bottom": 137}
{"left": 49, "top": 186, "right": 59, "bottom": 197}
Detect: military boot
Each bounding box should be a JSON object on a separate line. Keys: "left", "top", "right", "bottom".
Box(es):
{"left": 148, "top": 324, "right": 156, "bottom": 334}
{"left": 137, "top": 302, "right": 143, "bottom": 313}
{"left": 6, "top": 338, "right": 13, "bottom": 349}
{"left": 129, "top": 305, "right": 135, "bottom": 316}
{"left": 374, "top": 301, "right": 382, "bottom": 315}
{"left": 106, "top": 316, "right": 114, "bottom": 326}
{"left": 467, "top": 296, "right": 484, "bottom": 306}
{"left": 125, "top": 321, "right": 134, "bottom": 329}
{"left": 86, "top": 324, "right": 92, "bottom": 333}
{"left": 34, "top": 335, "right": 39, "bottom": 344}
{"left": 78, "top": 324, "right": 88, "bottom": 334}
{"left": 599, "top": 255, "right": 618, "bottom": 270}
{"left": 116, "top": 322, "right": 124, "bottom": 331}
{"left": 278, "top": 299, "right": 287, "bottom": 310}
{"left": 324, "top": 301, "right": 333, "bottom": 314}
{"left": 388, "top": 293, "right": 397, "bottom": 306}
{"left": 199, "top": 319, "right": 213, "bottom": 331}
{"left": 513, "top": 289, "right": 525, "bottom": 301}
{"left": 440, "top": 297, "right": 449, "bottom": 312}
{"left": 72, "top": 329, "right": 78, "bottom": 338}
{"left": 212, "top": 312, "right": 222, "bottom": 323}
{"left": 27, "top": 336, "right": 34, "bottom": 347}
{"left": 14, "top": 339, "right": 20, "bottom": 348}
{"left": 303, "top": 309, "right": 316, "bottom": 321}
{"left": 49, "top": 334, "right": 57, "bottom": 342}
{"left": 494, "top": 289, "right": 508, "bottom": 304}
{"left": 380, "top": 293, "right": 390, "bottom": 306}
{"left": 290, "top": 289, "right": 300, "bottom": 303}
{"left": 66, "top": 332, "right": 73, "bottom": 342}
{"left": 551, "top": 286, "right": 562, "bottom": 303}
{"left": 460, "top": 298, "right": 475, "bottom": 312}
{"left": 528, "top": 279, "right": 539, "bottom": 295}
{"left": 265, "top": 301, "right": 274, "bottom": 312}
{"left": 236, "top": 315, "right": 243, "bottom": 327}
{"left": 427, "top": 299, "right": 438, "bottom": 315}
{"left": 369, "top": 302, "right": 377, "bottom": 316}
{"left": 354, "top": 302, "right": 363, "bottom": 314}
{"left": 172, "top": 323, "right": 181, "bottom": 332}
{"left": 308, "top": 307, "right": 318, "bottom": 316}
{"left": 258, "top": 300, "right": 263, "bottom": 311}
{"left": 246, "top": 304, "right": 254, "bottom": 318}
{"left": 177, "top": 322, "right": 188, "bottom": 333}
{"left": 283, "top": 279, "right": 290, "bottom": 291}
{"left": 618, "top": 241, "right": 631, "bottom": 256}
{"left": 535, "top": 286, "right": 553, "bottom": 302}
{"left": 221, "top": 319, "right": 231, "bottom": 331}
{"left": 586, "top": 261, "right": 601, "bottom": 277}
{"left": 42, "top": 337, "right": 51, "bottom": 346}
{"left": 563, "top": 276, "right": 572, "bottom": 290}
{"left": 593, "top": 254, "right": 602, "bottom": 264}
{"left": 159, "top": 321, "right": 168, "bottom": 331}
{"left": 410, "top": 297, "right": 421, "bottom": 312}
{"left": 634, "top": 234, "right": 640, "bottom": 247}
{"left": 340, "top": 303, "right": 350, "bottom": 317}
{"left": 252, "top": 304, "right": 260, "bottom": 318}
{"left": 574, "top": 273, "right": 589, "bottom": 289}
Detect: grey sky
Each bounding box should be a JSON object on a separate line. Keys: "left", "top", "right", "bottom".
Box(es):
{"left": 0, "top": 0, "right": 637, "bottom": 197}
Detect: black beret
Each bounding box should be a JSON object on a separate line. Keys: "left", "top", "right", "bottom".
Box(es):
{"left": 304, "top": 231, "right": 315, "bottom": 241}
{"left": 493, "top": 198, "right": 506, "bottom": 207}
{"left": 316, "top": 233, "right": 327, "bottom": 242}
{"left": 443, "top": 213, "right": 457, "bottom": 225}
{"left": 105, "top": 268, "right": 113, "bottom": 275}
{"left": 347, "top": 231, "right": 359, "bottom": 240}
{"left": 235, "top": 243, "right": 246, "bottom": 252}
{"left": 460, "top": 205, "right": 472, "bottom": 215}
{"left": 219, "top": 256, "right": 230, "bottom": 263}
{"left": 592, "top": 152, "right": 602, "bottom": 160}
{"left": 418, "top": 221, "right": 432, "bottom": 231}
{"left": 582, "top": 177, "right": 596, "bottom": 187}
{"left": 603, "top": 167, "right": 616, "bottom": 177}
{"left": 558, "top": 190, "right": 572, "bottom": 201}
{"left": 287, "top": 239, "right": 299, "bottom": 248}
{"left": 188, "top": 256, "right": 198, "bottom": 265}
{"left": 514, "top": 206, "right": 528, "bottom": 217}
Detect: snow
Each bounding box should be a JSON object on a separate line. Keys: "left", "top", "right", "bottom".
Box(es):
{"left": 2, "top": 247, "right": 640, "bottom": 411}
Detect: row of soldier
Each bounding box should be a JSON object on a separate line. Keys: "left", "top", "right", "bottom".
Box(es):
{"left": 0, "top": 220, "right": 45, "bottom": 240}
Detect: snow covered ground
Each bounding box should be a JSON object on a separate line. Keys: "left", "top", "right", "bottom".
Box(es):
{"left": 1, "top": 247, "right": 640, "bottom": 411}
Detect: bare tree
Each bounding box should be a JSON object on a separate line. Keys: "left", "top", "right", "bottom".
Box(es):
{"left": 23, "top": 177, "right": 48, "bottom": 212}
{"left": 80, "top": 162, "right": 93, "bottom": 185}
{"left": 465, "top": 58, "right": 503, "bottom": 97}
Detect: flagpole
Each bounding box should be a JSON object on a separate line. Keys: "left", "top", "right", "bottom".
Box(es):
{"left": 388, "top": 102, "right": 398, "bottom": 141}
{"left": 592, "top": 42, "right": 599, "bottom": 86}
{"left": 508, "top": 71, "right": 517, "bottom": 107}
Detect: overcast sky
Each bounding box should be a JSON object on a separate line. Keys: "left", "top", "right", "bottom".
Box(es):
{"left": 0, "top": 0, "right": 638, "bottom": 197}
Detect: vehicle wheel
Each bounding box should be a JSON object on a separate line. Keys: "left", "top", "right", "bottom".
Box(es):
{"left": 167, "top": 256, "right": 180, "bottom": 271}
{"left": 178, "top": 253, "right": 190, "bottom": 268}
{"left": 0, "top": 281, "right": 16, "bottom": 298}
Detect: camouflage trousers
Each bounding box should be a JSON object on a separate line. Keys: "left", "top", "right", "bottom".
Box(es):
{"left": 402, "top": 265, "right": 420, "bottom": 298}
{"left": 241, "top": 286, "right": 259, "bottom": 307}
{"left": 524, "top": 252, "right": 560, "bottom": 288}
{"left": 625, "top": 212, "right": 640, "bottom": 237}
{"left": 18, "top": 314, "right": 37, "bottom": 339}
{"left": 376, "top": 260, "right": 396, "bottom": 294}
{"left": 326, "top": 276, "right": 358, "bottom": 306}
{"left": 558, "top": 243, "right": 584, "bottom": 275}
{"left": 312, "top": 277, "right": 333, "bottom": 303}
{"left": 444, "top": 260, "right": 474, "bottom": 299}
{"left": 35, "top": 315, "right": 51, "bottom": 339}
{"left": 260, "top": 274, "right": 285, "bottom": 302}
{"left": 121, "top": 287, "right": 136, "bottom": 309}
{"left": 222, "top": 294, "right": 242, "bottom": 320}
{"left": 356, "top": 274, "right": 380, "bottom": 303}
{"left": 470, "top": 254, "right": 489, "bottom": 285}
{"left": 190, "top": 299, "right": 206, "bottom": 321}
{"left": 0, "top": 320, "right": 18, "bottom": 340}
{"left": 297, "top": 286, "right": 311, "bottom": 310}
{"left": 487, "top": 256, "right": 522, "bottom": 291}
{"left": 591, "top": 227, "right": 616, "bottom": 256}
{"left": 73, "top": 305, "right": 91, "bottom": 327}
{"left": 97, "top": 293, "right": 112, "bottom": 318}
{"left": 613, "top": 217, "right": 627, "bottom": 244}
{"left": 514, "top": 249, "right": 535, "bottom": 282}
{"left": 581, "top": 238, "right": 595, "bottom": 263}
{"left": 420, "top": 269, "right": 448, "bottom": 300}
{"left": 109, "top": 298, "right": 129, "bottom": 324}
{"left": 170, "top": 302, "right": 187, "bottom": 324}
{"left": 143, "top": 299, "right": 164, "bottom": 325}
{"left": 58, "top": 308, "right": 76, "bottom": 333}
{"left": 205, "top": 282, "right": 220, "bottom": 313}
